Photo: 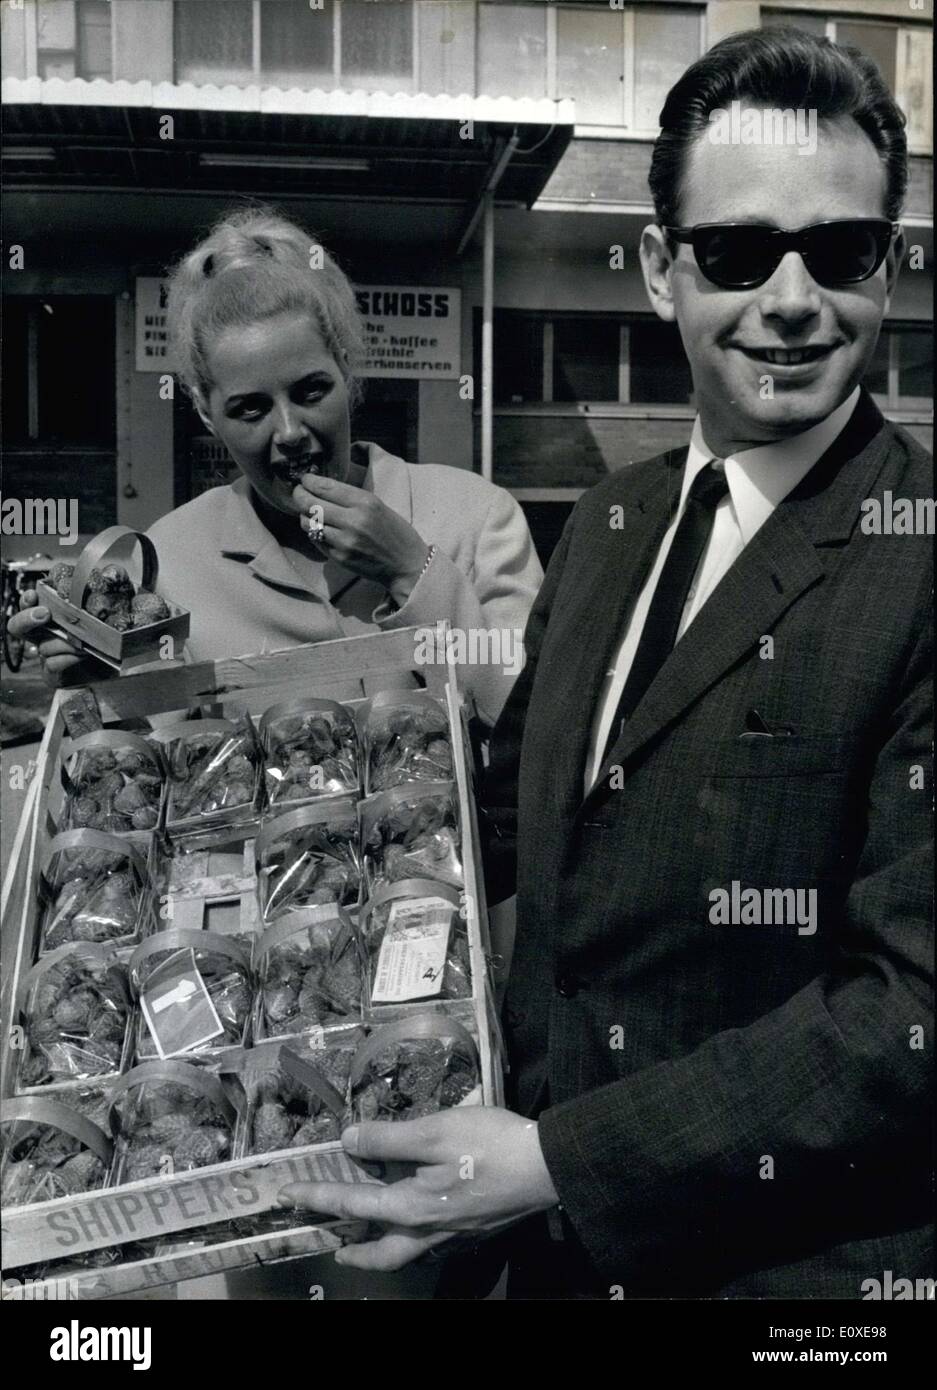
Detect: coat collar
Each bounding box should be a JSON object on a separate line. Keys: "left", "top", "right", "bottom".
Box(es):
{"left": 565, "top": 389, "right": 892, "bottom": 815}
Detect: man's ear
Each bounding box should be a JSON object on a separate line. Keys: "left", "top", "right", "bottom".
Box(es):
{"left": 639, "top": 224, "right": 678, "bottom": 322}
{"left": 883, "top": 224, "right": 905, "bottom": 308}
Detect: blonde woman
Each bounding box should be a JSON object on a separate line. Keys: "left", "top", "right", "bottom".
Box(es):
{"left": 15, "top": 208, "right": 542, "bottom": 726}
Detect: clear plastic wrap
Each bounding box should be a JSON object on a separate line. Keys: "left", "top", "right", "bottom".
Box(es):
{"left": 1, "top": 1092, "right": 113, "bottom": 1206}
{"left": 350, "top": 1015, "right": 479, "bottom": 1123}
{"left": 157, "top": 715, "right": 262, "bottom": 831}
{"left": 17, "top": 945, "right": 132, "bottom": 1088}
{"left": 130, "top": 930, "right": 254, "bottom": 1061}
{"left": 110, "top": 1060, "right": 237, "bottom": 1183}
{"left": 239, "top": 1033, "right": 361, "bottom": 1156}
{"left": 360, "top": 690, "right": 453, "bottom": 794}
{"left": 256, "top": 800, "right": 360, "bottom": 924}
{"left": 260, "top": 697, "right": 359, "bottom": 807}
{"left": 360, "top": 781, "right": 462, "bottom": 891}
{"left": 38, "top": 829, "right": 150, "bottom": 953}
{"left": 61, "top": 730, "right": 165, "bottom": 836}
{"left": 257, "top": 908, "right": 363, "bottom": 1038}
{"left": 361, "top": 880, "right": 471, "bottom": 1006}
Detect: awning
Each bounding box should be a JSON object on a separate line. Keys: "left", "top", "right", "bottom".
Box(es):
{"left": 1, "top": 78, "right": 575, "bottom": 225}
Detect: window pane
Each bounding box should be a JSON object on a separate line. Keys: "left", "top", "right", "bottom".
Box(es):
{"left": 36, "top": 298, "right": 116, "bottom": 445}
{"left": 898, "top": 27, "right": 932, "bottom": 153}
{"left": 837, "top": 22, "right": 896, "bottom": 94}
{"left": 475, "top": 311, "right": 543, "bottom": 404}
{"left": 341, "top": 1, "right": 413, "bottom": 93}
{"left": 632, "top": 8, "right": 701, "bottom": 132}
{"left": 38, "top": 54, "right": 76, "bottom": 80}
{"left": 760, "top": 10, "right": 826, "bottom": 39}
{"left": 37, "top": 1, "right": 76, "bottom": 51}
{"left": 261, "top": 0, "right": 333, "bottom": 87}
{"left": 477, "top": 3, "right": 547, "bottom": 99}
{"left": 862, "top": 329, "right": 891, "bottom": 397}
{"left": 630, "top": 321, "right": 693, "bottom": 404}
{"left": 898, "top": 330, "right": 932, "bottom": 400}
{"left": 557, "top": 7, "right": 623, "bottom": 125}
{"left": 77, "top": 0, "right": 112, "bottom": 80}
{"left": 553, "top": 318, "right": 619, "bottom": 402}
{"left": 174, "top": 0, "right": 253, "bottom": 86}
{"left": 416, "top": 1, "right": 475, "bottom": 98}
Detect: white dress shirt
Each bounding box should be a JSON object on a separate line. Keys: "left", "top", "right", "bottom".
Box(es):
{"left": 584, "top": 387, "right": 861, "bottom": 791}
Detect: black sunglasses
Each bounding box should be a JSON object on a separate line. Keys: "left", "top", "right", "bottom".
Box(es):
{"left": 662, "top": 219, "right": 899, "bottom": 289}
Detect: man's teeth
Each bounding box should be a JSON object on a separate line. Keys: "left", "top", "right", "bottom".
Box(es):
{"left": 750, "top": 347, "right": 828, "bottom": 365}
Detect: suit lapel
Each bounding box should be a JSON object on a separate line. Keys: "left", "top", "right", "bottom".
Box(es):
{"left": 548, "top": 453, "right": 685, "bottom": 809}
{"left": 578, "top": 389, "right": 893, "bottom": 811}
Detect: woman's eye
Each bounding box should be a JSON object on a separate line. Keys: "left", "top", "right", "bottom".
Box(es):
{"left": 230, "top": 403, "right": 265, "bottom": 422}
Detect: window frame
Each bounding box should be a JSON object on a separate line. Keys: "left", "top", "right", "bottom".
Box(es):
{"left": 546, "top": 1, "right": 707, "bottom": 139}
{"left": 762, "top": 8, "right": 933, "bottom": 157}
{"left": 173, "top": 0, "right": 417, "bottom": 91}
{"left": 36, "top": 0, "right": 114, "bottom": 82}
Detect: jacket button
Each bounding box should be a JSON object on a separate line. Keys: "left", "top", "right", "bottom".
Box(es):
{"left": 555, "top": 973, "right": 579, "bottom": 998}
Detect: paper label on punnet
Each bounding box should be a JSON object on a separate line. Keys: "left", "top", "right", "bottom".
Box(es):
{"left": 371, "top": 897, "right": 454, "bottom": 1003}
{"left": 140, "top": 947, "right": 225, "bottom": 1058}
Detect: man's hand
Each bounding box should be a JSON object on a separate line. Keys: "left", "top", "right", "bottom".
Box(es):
{"left": 293, "top": 473, "right": 430, "bottom": 606}
{"left": 277, "top": 1104, "right": 560, "bottom": 1272}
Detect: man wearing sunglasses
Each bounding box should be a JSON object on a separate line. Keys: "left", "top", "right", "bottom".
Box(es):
{"left": 278, "top": 28, "right": 931, "bottom": 1301}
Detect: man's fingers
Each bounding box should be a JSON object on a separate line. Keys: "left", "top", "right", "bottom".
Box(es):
{"left": 334, "top": 1228, "right": 455, "bottom": 1272}
{"left": 342, "top": 1118, "right": 442, "bottom": 1164}
{"left": 277, "top": 1179, "right": 432, "bottom": 1228}
{"left": 6, "top": 603, "right": 47, "bottom": 640}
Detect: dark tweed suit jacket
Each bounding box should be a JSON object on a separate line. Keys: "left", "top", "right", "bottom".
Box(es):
{"left": 483, "top": 390, "right": 933, "bottom": 1298}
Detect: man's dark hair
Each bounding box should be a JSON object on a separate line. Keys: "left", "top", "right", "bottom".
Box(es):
{"left": 649, "top": 27, "right": 908, "bottom": 226}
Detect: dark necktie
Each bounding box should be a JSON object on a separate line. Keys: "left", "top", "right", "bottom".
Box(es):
{"left": 602, "top": 461, "right": 729, "bottom": 763}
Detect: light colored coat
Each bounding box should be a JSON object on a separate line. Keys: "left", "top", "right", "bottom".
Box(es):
{"left": 147, "top": 442, "right": 543, "bottom": 725}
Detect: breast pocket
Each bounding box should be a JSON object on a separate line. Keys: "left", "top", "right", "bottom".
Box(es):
{"left": 696, "top": 736, "right": 860, "bottom": 894}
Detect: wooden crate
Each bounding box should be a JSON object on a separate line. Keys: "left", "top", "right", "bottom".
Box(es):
{"left": 1, "top": 627, "right": 502, "bottom": 1293}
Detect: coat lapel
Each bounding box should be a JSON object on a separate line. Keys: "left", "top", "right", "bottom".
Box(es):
{"left": 579, "top": 389, "right": 893, "bottom": 812}
{"left": 549, "top": 452, "right": 685, "bottom": 810}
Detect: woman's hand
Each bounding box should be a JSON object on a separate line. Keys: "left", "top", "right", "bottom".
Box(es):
{"left": 293, "top": 473, "right": 430, "bottom": 607}
{"left": 276, "top": 1105, "right": 560, "bottom": 1272}
{"left": 7, "top": 589, "right": 102, "bottom": 687}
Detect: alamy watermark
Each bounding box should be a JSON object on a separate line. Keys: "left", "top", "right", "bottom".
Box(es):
{"left": 708, "top": 100, "right": 818, "bottom": 157}
{"left": 709, "top": 880, "right": 817, "bottom": 935}
{"left": 413, "top": 621, "right": 524, "bottom": 677}
{"left": 0, "top": 495, "right": 78, "bottom": 545}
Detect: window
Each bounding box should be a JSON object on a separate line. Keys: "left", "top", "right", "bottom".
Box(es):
{"left": 3, "top": 298, "right": 116, "bottom": 447}
{"left": 175, "top": 1, "right": 415, "bottom": 92}
{"left": 863, "top": 326, "right": 932, "bottom": 412}
{"left": 629, "top": 321, "right": 693, "bottom": 405}
{"left": 260, "top": 0, "right": 334, "bottom": 89}
{"left": 175, "top": 0, "right": 253, "bottom": 86}
{"left": 553, "top": 318, "right": 619, "bottom": 402}
{"left": 762, "top": 10, "right": 932, "bottom": 155}
{"left": 478, "top": 4, "right": 703, "bottom": 132}
{"left": 341, "top": 0, "right": 414, "bottom": 92}
{"left": 477, "top": 3, "right": 547, "bottom": 100}
{"left": 474, "top": 310, "right": 693, "bottom": 406}
{"left": 37, "top": 0, "right": 111, "bottom": 81}
{"left": 557, "top": 7, "right": 623, "bottom": 126}
{"left": 632, "top": 7, "right": 703, "bottom": 133}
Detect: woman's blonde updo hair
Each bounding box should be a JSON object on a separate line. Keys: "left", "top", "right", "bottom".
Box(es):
{"left": 166, "top": 206, "right": 365, "bottom": 409}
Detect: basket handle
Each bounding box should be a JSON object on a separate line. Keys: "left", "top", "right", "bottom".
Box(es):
{"left": 69, "top": 526, "right": 158, "bottom": 608}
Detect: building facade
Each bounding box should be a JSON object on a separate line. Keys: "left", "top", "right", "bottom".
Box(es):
{"left": 2, "top": 0, "right": 932, "bottom": 562}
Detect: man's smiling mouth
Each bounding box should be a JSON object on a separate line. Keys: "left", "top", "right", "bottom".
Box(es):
{"left": 737, "top": 345, "right": 836, "bottom": 366}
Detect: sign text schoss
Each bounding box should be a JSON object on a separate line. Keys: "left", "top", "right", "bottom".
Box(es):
{"left": 355, "top": 287, "right": 461, "bottom": 380}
